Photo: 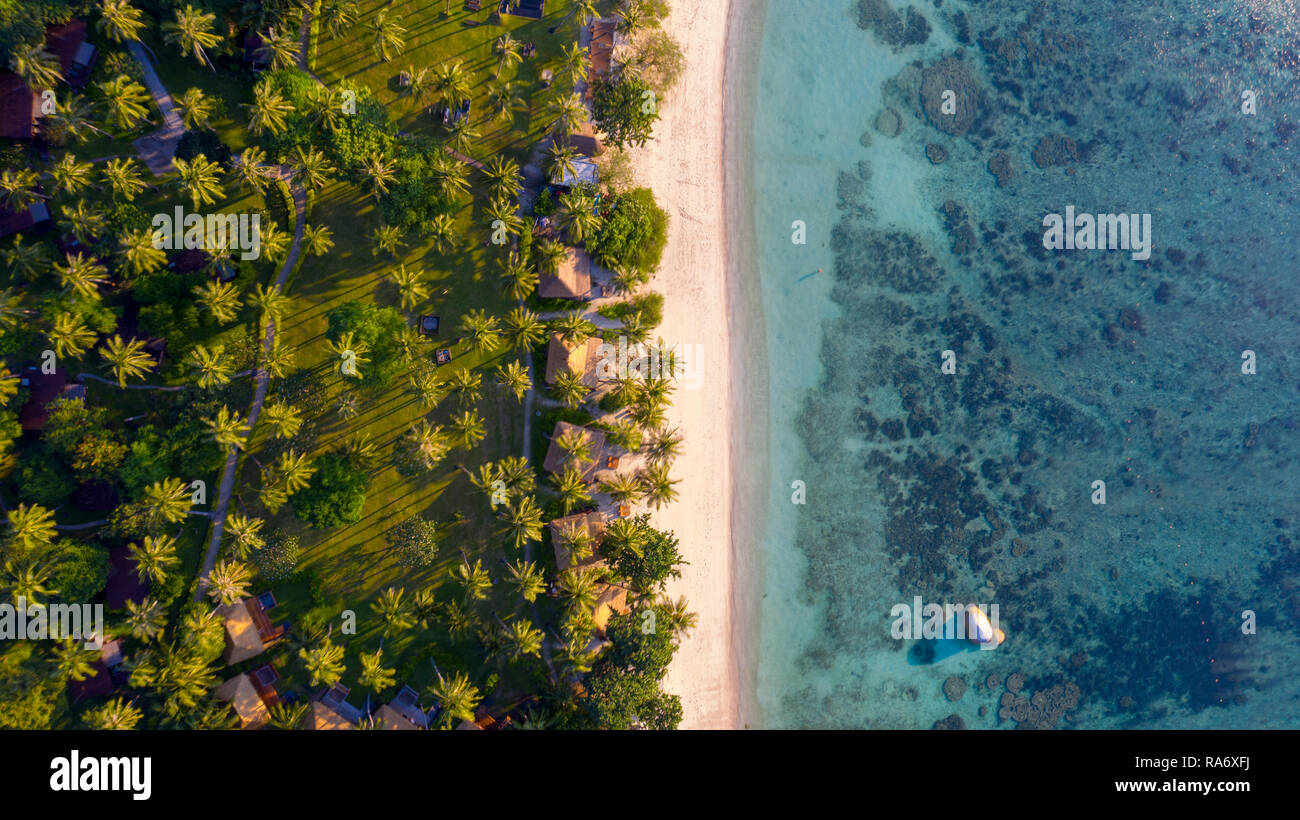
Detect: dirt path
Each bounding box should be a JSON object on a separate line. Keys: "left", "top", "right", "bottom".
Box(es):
{"left": 194, "top": 174, "right": 307, "bottom": 602}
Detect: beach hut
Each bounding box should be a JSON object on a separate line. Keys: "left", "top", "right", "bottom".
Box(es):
{"left": 544, "top": 332, "right": 604, "bottom": 388}
{"left": 214, "top": 673, "right": 271, "bottom": 729}
{"left": 549, "top": 511, "right": 608, "bottom": 571}
{"left": 542, "top": 421, "right": 606, "bottom": 479}
{"left": 537, "top": 245, "right": 593, "bottom": 299}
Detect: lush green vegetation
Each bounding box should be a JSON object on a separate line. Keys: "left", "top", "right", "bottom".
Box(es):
{"left": 1, "top": 0, "right": 694, "bottom": 730}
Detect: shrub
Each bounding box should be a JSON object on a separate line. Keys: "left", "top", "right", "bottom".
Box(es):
{"left": 588, "top": 188, "right": 668, "bottom": 275}
{"left": 255, "top": 529, "right": 301, "bottom": 581}
{"left": 385, "top": 516, "right": 439, "bottom": 568}
{"left": 175, "top": 129, "right": 232, "bottom": 170}
{"left": 291, "top": 452, "right": 368, "bottom": 528}
{"left": 53, "top": 543, "right": 109, "bottom": 604}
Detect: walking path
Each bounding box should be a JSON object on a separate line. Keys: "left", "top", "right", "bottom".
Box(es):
{"left": 126, "top": 40, "right": 185, "bottom": 177}
{"left": 194, "top": 173, "right": 307, "bottom": 602}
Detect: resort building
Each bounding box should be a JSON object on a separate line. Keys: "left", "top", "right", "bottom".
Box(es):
{"left": 217, "top": 597, "right": 285, "bottom": 665}
{"left": 372, "top": 685, "right": 429, "bottom": 730}
{"left": 537, "top": 245, "right": 594, "bottom": 299}
{"left": 213, "top": 673, "right": 272, "bottom": 730}
{"left": 543, "top": 421, "right": 606, "bottom": 479}
{"left": 549, "top": 510, "right": 608, "bottom": 571}
{"left": 544, "top": 332, "right": 605, "bottom": 388}
{"left": 308, "top": 683, "right": 362, "bottom": 730}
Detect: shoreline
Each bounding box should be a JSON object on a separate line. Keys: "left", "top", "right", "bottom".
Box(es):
{"left": 624, "top": 0, "right": 759, "bottom": 728}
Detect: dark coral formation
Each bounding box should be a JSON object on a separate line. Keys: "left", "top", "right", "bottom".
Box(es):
{"left": 943, "top": 676, "right": 967, "bottom": 701}
{"left": 857, "top": 0, "right": 931, "bottom": 49}
{"left": 921, "top": 57, "right": 983, "bottom": 135}
{"left": 1031, "top": 134, "right": 1080, "bottom": 168}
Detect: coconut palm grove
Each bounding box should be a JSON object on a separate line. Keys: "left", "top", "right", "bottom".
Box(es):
{"left": 0, "top": 0, "right": 692, "bottom": 730}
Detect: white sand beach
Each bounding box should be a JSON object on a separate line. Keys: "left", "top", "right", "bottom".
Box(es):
{"left": 623, "top": 0, "right": 742, "bottom": 729}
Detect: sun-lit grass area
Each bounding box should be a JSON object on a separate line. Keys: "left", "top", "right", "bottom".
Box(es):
{"left": 221, "top": 1, "right": 601, "bottom": 696}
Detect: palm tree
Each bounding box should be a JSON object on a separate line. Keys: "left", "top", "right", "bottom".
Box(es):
{"left": 494, "top": 360, "right": 530, "bottom": 401}
{"left": 547, "top": 91, "right": 586, "bottom": 136}
{"left": 550, "top": 311, "right": 596, "bottom": 346}
{"left": 557, "top": 190, "right": 601, "bottom": 243}
{"left": 302, "top": 223, "right": 335, "bottom": 256}
{"left": 504, "top": 559, "right": 546, "bottom": 603}
{"left": 499, "top": 495, "right": 543, "bottom": 549}
{"left": 551, "top": 0, "right": 599, "bottom": 34}
{"left": 390, "top": 264, "right": 429, "bottom": 312}
{"left": 423, "top": 213, "right": 457, "bottom": 253}
{"left": 188, "top": 344, "right": 233, "bottom": 389}
{"left": 174, "top": 86, "right": 215, "bottom": 130}
{"left": 1, "top": 234, "right": 47, "bottom": 281}
{"left": 250, "top": 283, "right": 290, "bottom": 324}
{"left": 447, "top": 368, "right": 481, "bottom": 405}
{"left": 100, "top": 334, "right": 154, "bottom": 386}
{"left": 50, "top": 93, "right": 108, "bottom": 143}
{"left": 116, "top": 228, "right": 164, "bottom": 278}
{"left": 262, "top": 339, "right": 295, "bottom": 379}
{"left": 533, "top": 237, "right": 566, "bottom": 276}
{"left": 271, "top": 450, "right": 315, "bottom": 494}
{"left": 502, "top": 308, "right": 544, "bottom": 354}
{"left": 482, "top": 155, "right": 522, "bottom": 202}
{"left": 263, "top": 400, "right": 302, "bottom": 440}
{"left": 173, "top": 154, "right": 225, "bottom": 210}
{"left": 234, "top": 146, "right": 275, "bottom": 195}
{"left": 47, "top": 312, "right": 97, "bottom": 359}
{"left": 430, "top": 151, "right": 470, "bottom": 198}
{"left": 547, "top": 142, "right": 579, "bottom": 185}
{"left": 445, "top": 119, "right": 480, "bottom": 157}
{"left": 97, "top": 0, "right": 148, "bottom": 44}
{"left": 498, "top": 457, "right": 534, "bottom": 496}
{"left": 554, "top": 426, "right": 593, "bottom": 467}
{"left": 359, "top": 649, "right": 396, "bottom": 694}
{"left": 557, "top": 566, "right": 599, "bottom": 611}
{"left": 299, "top": 637, "right": 346, "bottom": 686}
{"left": 372, "top": 587, "right": 414, "bottom": 636}
{"left": 485, "top": 196, "right": 523, "bottom": 240}
{"left": 294, "top": 146, "right": 336, "bottom": 190}
{"left": 163, "top": 5, "right": 222, "bottom": 70}
{"left": 83, "top": 697, "right": 144, "bottom": 730}
{"left": 403, "top": 65, "right": 433, "bottom": 104}
{"left": 96, "top": 75, "right": 152, "bottom": 131}
{"left": 6, "top": 503, "right": 57, "bottom": 553}
{"left": 305, "top": 84, "right": 345, "bottom": 133}
{"left": 499, "top": 617, "right": 544, "bottom": 662}
{"left": 497, "top": 253, "right": 537, "bottom": 301}
{"left": 618, "top": 0, "right": 658, "bottom": 36}
{"left": 267, "top": 700, "right": 309, "bottom": 730}
{"left": 52, "top": 253, "right": 106, "bottom": 302}
{"left": 371, "top": 225, "right": 404, "bottom": 258}
{"left": 125, "top": 597, "right": 166, "bottom": 641}
{"left": 600, "top": 472, "right": 644, "bottom": 505}
{"left": 9, "top": 42, "right": 62, "bottom": 90}
{"left": 325, "top": 331, "right": 369, "bottom": 379}
{"left": 322, "top": 0, "right": 361, "bottom": 38}
{"left": 639, "top": 463, "right": 680, "bottom": 510}
{"left": 257, "top": 26, "right": 301, "bottom": 70}
{"left": 224, "top": 512, "right": 265, "bottom": 559}
{"left": 558, "top": 43, "right": 590, "bottom": 89}
{"left": 194, "top": 279, "right": 243, "bottom": 325}
{"left": 551, "top": 369, "right": 588, "bottom": 410}
{"left": 552, "top": 464, "right": 592, "bottom": 513}
{"left": 454, "top": 559, "right": 491, "bottom": 602}
{"left": 0, "top": 168, "right": 43, "bottom": 212}
{"left": 245, "top": 81, "right": 295, "bottom": 136}
{"left": 451, "top": 409, "right": 485, "bottom": 448}
{"left": 360, "top": 153, "right": 397, "bottom": 201}
{"left": 58, "top": 200, "right": 107, "bottom": 246}
{"left": 51, "top": 154, "right": 93, "bottom": 194}
{"left": 142, "top": 478, "right": 192, "bottom": 526}
{"left": 486, "top": 81, "right": 526, "bottom": 124}
{"left": 129, "top": 534, "right": 179, "bottom": 585}
{"left": 203, "top": 405, "right": 247, "bottom": 450}
{"left": 427, "top": 669, "right": 481, "bottom": 728}
{"left": 459, "top": 309, "right": 502, "bottom": 354}
{"left": 433, "top": 60, "right": 471, "bottom": 110}
{"left": 207, "top": 559, "right": 252, "bottom": 605}
{"left": 399, "top": 420, "right": 450, "bottom": 471}
{"left": 646, "top": 425, "right": 684, "bottom": 464}
{"left": 494, "top": 33, "right": 522, "bottom": 78}
{"left": 370, "top": 9, "right": 408, "bottom": 61}
{"left": 102, "top": 157, "right": 146, "bottom": 201}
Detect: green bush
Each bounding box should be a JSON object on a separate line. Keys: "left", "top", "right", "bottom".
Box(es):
{"left": 291, "top": 452, "right": 368, "bottom": 528}
{"left": 588, "top": 188, "right": 669, "bottom": 275}
{"left": 255, "top": 529, "right": 301, "bottom": 581}
{"left": 52, "top": 543, "right": 109, "bottom": 604}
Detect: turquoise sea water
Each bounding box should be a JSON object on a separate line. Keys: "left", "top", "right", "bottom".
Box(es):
{"left": 746, "top": 0, "right": 1300, "bottom": 729}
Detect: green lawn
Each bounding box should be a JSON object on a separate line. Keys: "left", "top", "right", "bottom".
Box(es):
{"left": 220, "top": 1, "right": 605, "bottom": 702}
